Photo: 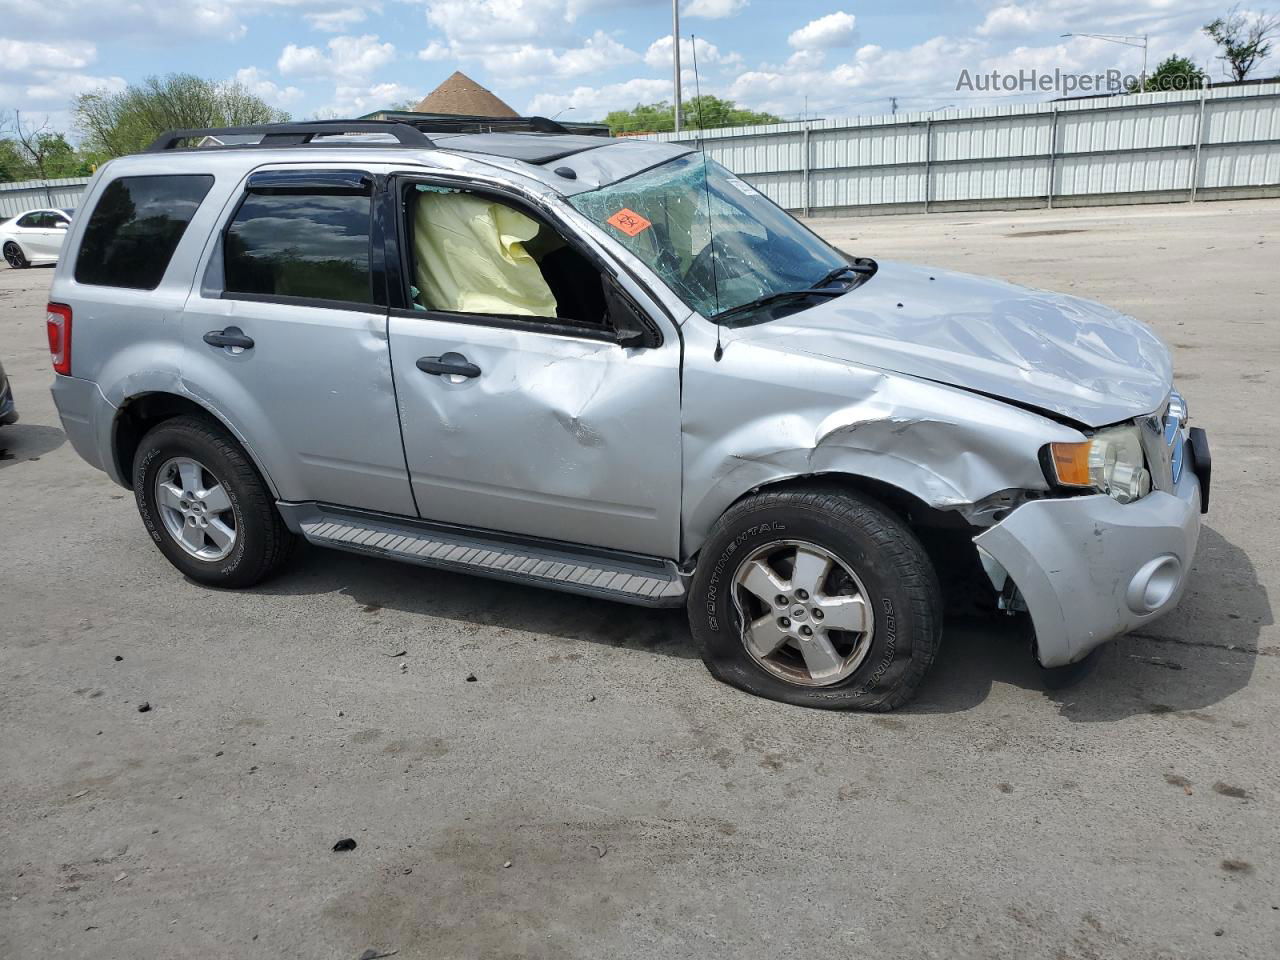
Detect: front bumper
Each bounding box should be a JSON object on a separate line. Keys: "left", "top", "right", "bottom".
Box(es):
{"left": 975, "top": 438, "right": 1205, "bottom": 668}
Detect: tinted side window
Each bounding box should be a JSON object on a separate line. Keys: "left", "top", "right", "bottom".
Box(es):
{"left": 16, "top": 213, "right": 42, "bottom": 228}
{"left": 75, "top": 175, "right": 213, "bottom": 290}
{"left": 224, "top": 191, "right": 373, "bottom": 305}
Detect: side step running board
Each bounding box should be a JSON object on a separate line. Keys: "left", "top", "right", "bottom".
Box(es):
{"left": 277, "top": 503, "right": 688, "bottom": 608}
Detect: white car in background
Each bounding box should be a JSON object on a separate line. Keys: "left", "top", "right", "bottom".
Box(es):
{"left": 1, "top": 208, "right": 74, "bottom": 268}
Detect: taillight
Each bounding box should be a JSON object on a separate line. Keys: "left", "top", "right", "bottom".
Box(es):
{"left": 47, "top": 302, "right": 72, "bottom": 375}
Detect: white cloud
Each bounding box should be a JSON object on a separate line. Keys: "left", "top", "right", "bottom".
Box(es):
{"left": 683, "top": 0, "right": 749, "bottom": 19}
{"left": 233, "top": 67, "right": 304, "bottom": 107}
{"left": 417, "top": 30, "right": 639, "bottom": 79}
{"left": 788, "top": 11, "right": 857, "bottom": 49}
{"left": 304, "top": 7, "right": 368, "bottom": 33}
{"left": 0, "top": 39, "right": 124, "bottom": 115}
{"left": 526, "top": 76, "right": 673, "bottom": 120}
{"left": 426, "top": 0, "right": 577, "bottom": 48}
{"left": 643, "top": 35, "right": 722, "bottom": 69}
{"left": 278, "top": 34, "right": 396, "bottom": 81}
{"left": 0, "top": 38, "right": 97, "bottom": 72}
{"left": 325, "top": 80, "right": 417, "bottom": 115}
{"left": 417, "top": 41, "right": 451, "bottom": 62}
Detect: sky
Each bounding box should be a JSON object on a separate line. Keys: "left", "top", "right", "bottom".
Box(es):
{"left": 0, "top": 0, "right": 1259, "bottom": 136}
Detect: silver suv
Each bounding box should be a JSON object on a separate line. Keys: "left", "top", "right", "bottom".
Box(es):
{"left": 48, "top": 117, "right": 1209, "bottom": 710}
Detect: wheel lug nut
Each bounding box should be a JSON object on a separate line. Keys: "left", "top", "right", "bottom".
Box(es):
{"left": 812, "top": 609, "right": 824, "bottom": 620}
{"left": 799, "top": 625, "right": 813, "bottom": 637}
{"left": 795, "top": 589, "right": 809, "bottom": 601}
{"left": 777, "top": 617, "right": 791, "bottom": 629}
{"left": 775, "top": 594, "right": 788, "bottom": 606}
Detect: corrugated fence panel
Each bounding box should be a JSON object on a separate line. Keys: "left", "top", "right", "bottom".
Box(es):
{"left": 933, "top": 157, "right": 1048, "bottom": 200}
{"left": 1057, "top": 103, "right": 1198, "bottom": 154}
{"left": 702, "top": 134, "right": 804, "bottom": 175}
{"left": 642, "top": 85, "right": 1280, "bottom": 213}
{"left": 0, "top": 177, "right": 91, "bottom": 219}
{"left": 1205, "top": 96, "right": 1280, "bottom": 144}
{"left": 811, "top": 165, "right": 924, "bottom": 207}
{"left": 1056, "top": 149, "right": 1192, "bottom": 196}
{"left": 812, "top": 124, "right": 926, "bottom": 170}
{"left": 931, "top": 115, "right": 1051, "bottom": 161}
{"left": 1200, "top": 142, "right": 1280, "bottom": 188}
{"left": 738, "top": 171, "right": 804, "bottom": 209}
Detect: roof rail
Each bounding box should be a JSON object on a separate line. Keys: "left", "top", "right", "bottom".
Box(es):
{"left": 146, "top": 121, "right": 435, "bottom": 152}
{"left": 392, "top": 114, "right": 572, "bottom": 135}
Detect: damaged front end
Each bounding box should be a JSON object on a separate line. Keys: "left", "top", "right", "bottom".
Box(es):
{"left": 974, "top": 406, "right": 1208, "bottom": 668}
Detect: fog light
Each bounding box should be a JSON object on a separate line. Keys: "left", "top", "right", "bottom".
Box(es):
{"left": 1125, "top": 555, "right": 1181, "bottom": 614}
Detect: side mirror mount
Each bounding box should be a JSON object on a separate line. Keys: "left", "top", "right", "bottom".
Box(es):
{"left": 602, "top": 275, "right": 660, "bottom": 349}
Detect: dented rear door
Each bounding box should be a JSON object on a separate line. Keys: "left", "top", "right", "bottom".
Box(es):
{"left": 387, "top": 314, "right": 682, "bottom": 557}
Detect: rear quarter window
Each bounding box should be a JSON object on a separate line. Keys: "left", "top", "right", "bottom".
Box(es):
{"left": 75, "top": 174, "right": 214, "bottom": 290}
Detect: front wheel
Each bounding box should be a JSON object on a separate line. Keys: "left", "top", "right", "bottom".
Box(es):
{"left": 3, "top": 242, "right": 29, "bottom": 269}
{"left": 133, "top": 415, "right": 295, "bottom": 588}
{"left": 687, "top": 487, "right": 942, "bottom": 711}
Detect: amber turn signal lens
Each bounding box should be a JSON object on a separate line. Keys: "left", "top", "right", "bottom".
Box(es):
{"left": 1049, "top": 441, "right": 1093, "bottom": 487}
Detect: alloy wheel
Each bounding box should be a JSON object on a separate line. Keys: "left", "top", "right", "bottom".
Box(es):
{"left": 731, "top": 539, "right": 875, "bottom": 686}
{"left": 154, "top": 457, "right": 238, "bottom": 561}
{"left": 3, "top": 243, "right": 25, "bottom": 269}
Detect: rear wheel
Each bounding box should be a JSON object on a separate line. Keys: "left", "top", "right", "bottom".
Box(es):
{"left": 133, "top": 416, "right": 294, "bottom": 587}
{"left": 688, "top": 487, "right": 943, "bottom": 710}
{"left": 3, "top": 242, "right": 29, "bottom": 269}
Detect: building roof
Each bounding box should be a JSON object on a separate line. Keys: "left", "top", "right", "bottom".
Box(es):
{"left": 414, "top": 71, "right": 518, "bottom": 117}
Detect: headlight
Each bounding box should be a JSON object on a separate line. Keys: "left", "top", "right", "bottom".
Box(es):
{"left": 1047, "top": 425, "right": 1151, "bottom": 504}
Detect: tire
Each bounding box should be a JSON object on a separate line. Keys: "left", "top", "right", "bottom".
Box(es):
{"left": 133, "top": 415, "right": 295, "bottom": 588}
{"left": 687, "top": 486, "right": 943, "bottom": 711}
{"left": 3, "top": 242, "right": 29, "bottom": 270}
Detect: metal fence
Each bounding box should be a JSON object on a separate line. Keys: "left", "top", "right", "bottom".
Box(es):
{"left": 642, "top": 83, "right": 1280, "bottom": 216}
{"left": 0, "top": 177, "right": 92, "bottom": 219}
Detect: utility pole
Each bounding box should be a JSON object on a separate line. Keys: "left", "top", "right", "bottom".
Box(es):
{"left": 1061, "top": 33, "right": 1149, "bottom": 89}
{"left": 672, "top": 0, "right": 683, "bottom": 133}
{"left": 890, "top": 96, "right": 898, "bottom": 115}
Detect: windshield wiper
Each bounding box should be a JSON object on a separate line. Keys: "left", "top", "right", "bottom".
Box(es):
{"left": 812, "top": 265, "right": 859, "bottom": 288}
{"left": 712, "top": 287, "right": 845, "bottom": 323}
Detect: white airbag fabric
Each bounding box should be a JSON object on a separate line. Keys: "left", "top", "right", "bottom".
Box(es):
{"left": 413, "top": 192, "right": 557, "bottom": 318}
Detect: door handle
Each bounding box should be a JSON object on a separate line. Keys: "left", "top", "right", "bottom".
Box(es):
{"left": 416, "top": 352, "right": 481, "bottom": 379}
{"left": 203, "top": 326, "right": 255, "bottom": 350}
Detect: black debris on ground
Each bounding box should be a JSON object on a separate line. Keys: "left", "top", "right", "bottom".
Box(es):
{"left": 332, "top": 838, "right": 358, "bottom": 852}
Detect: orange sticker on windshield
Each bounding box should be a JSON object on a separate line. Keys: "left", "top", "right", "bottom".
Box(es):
{"left": 606, "top": 208, "right": 652, "bottom": 237}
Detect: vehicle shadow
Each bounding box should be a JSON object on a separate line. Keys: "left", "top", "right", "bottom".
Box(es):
{"left": 907, "top": 526, "right": 1269, "bottom": 721}
{"left": 253, "top": 544, "right": 699, "bottom": 660}
{"left": 255, "top": 525, "right": 1266, "bottom": 716}
{"left": 0, "top": 423, "right": 66, "bottom": 468}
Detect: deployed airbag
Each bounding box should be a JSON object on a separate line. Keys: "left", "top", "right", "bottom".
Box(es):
{"left": 413, "top": 190, "right": 557, "bottom": 317}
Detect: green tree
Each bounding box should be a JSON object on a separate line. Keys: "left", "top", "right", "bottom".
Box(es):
{"left": 0, "top": 112, "right": 94, "bottom": 181}
{"left": 75, "top": 74, "right": 290, "bottom": 159}
{"left": 1204, "top": 5, "right": 1279, "bottom": 81}
{"left": 604, "top": 95, "right": 782, "bottom": 135}
{"left": 1125, "top": 55, "right": 1208, "bottom": 93}
{"left": 0, "top": 139, "right": 32, "bottom": 182}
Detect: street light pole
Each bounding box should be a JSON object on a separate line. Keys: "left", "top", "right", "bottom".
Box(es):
{"left": 1061, "top": 32, "right": 1150, "bottom": 89}
{"left": 672, "top": 0, "right": 683, "bottom": 132}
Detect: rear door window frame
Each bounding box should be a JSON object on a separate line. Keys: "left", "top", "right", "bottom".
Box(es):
{"left": 216, "top": 167, "right": 386, "bottom": 315}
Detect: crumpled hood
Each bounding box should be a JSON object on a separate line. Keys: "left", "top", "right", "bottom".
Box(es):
{"left": 744, "top": 260, "right": 1172, "bottom": 427}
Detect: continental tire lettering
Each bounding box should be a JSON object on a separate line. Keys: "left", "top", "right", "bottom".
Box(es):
{"left": 702, "top": 522, "right": 787, "bottom": 633}
{"left": 856, "top": 597, "right": 897, "bottom": 695}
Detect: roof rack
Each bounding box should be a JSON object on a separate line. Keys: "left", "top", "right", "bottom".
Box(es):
{"left": 390, "top": 114, "right": 571, "bottom": 135}
{"left": 146, "top": 121, "right": 435, "bottom": 152}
